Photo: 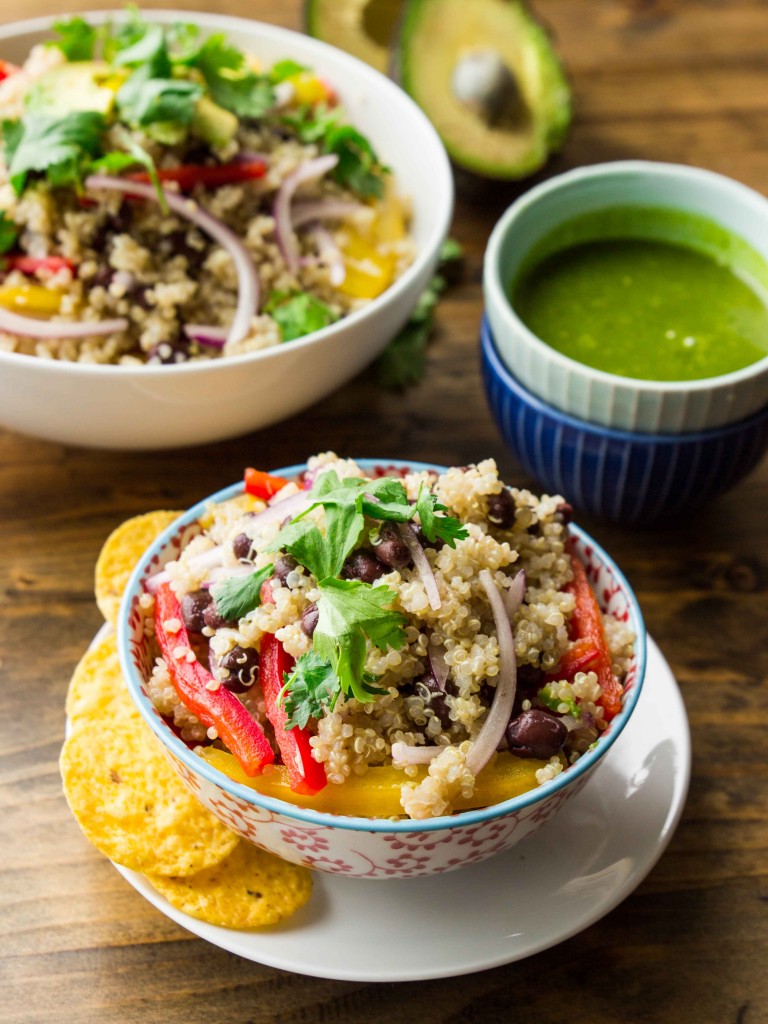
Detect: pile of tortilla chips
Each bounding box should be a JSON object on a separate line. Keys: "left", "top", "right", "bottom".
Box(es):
{"left": 60, "top": 511, "right": 313, "bottom": 930}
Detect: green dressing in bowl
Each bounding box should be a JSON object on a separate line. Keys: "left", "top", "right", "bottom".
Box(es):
{"left": 511, "top": 207, "right": 768, "bottom": 382}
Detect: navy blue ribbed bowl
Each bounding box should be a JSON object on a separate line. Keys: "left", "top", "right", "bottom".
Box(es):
{"left": 481, "top": 315, "right": 768, "bottom": 523}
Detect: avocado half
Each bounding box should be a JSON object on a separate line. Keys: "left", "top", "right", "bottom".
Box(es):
{"left": 397, "top": 0, "right": 571, "bottom": 180}
{"left": 305, "top": 0, "right": 403, "bottom": 74}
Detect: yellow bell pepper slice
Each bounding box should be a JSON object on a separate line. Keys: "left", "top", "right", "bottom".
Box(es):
{"left": 336, "top": 230, "right": 396, "bottom": 300}
{"left": 0, "top": 284, "right": 63, "bottom": 315}
{"left": 287, "top": 72, "right": 331, "bottom": 106}
{"left": 200, "top": 747, "right": 547, "bottom": 818}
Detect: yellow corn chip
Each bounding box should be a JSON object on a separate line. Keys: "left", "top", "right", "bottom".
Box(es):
{"left": 66, "top": 630, "right": 138, "bottom": 727}
{"left": 95, "top": 510, "right": 181, "bottom": 626}
{"left": 146, "top": 840, "right": 313, "bottom": 929}
{"left": 60, "top": 717, "right": 240, "bottom": 876}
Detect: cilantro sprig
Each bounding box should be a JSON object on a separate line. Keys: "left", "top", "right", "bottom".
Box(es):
{"left": 264, "top": 290, "right": 339, "bottom": 342}
{"left": 210, "top": 563, "right": 273, "bottom": 622}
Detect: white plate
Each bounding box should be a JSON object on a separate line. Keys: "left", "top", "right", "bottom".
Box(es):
{"left": 115, "top": 635, "right": 690, "bottom": 981}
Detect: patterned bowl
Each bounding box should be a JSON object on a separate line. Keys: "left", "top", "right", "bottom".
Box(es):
{"left": 117, "top": 460, "right": 646, "bottom": 879}
{"left": 481, "top": 316, "right": 768, "bottom": 524}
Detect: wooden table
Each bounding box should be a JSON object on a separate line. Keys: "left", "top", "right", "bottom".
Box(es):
{"left": 1, "top": 1, "right": 767, "bottom": 1021}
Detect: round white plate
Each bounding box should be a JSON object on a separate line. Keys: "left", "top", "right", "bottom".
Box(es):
{"left": 115, "top": 635, "right": 690, "bottom": 981}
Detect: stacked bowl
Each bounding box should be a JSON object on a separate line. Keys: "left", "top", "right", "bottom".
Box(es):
{"left": 481, "top": 161, "right": 768, "bottom": 523}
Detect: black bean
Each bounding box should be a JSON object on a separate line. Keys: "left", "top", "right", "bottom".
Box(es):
{"left": 411, "top": 524, "right": 444, "bottom": 552}
{"left": 373, "top": 523, "right": 411, "bottom": 569}
{"left": 487, "top": 488, "right": 516, "bottom": 529}
{"left": 232, "top": 532, "right": 255, "bottom": 562}
{"left": 273, "top": 553, "right": 299, "bottom": 584}
{"left": 203, "top": 601, "right": 235, "bottom": 630}
{"left": 554, "top": 501, "right": 574, "bottom": 525}
{"left": 413, "top": 675, "right": 453, "bottom": 730}
{"left": 341, "top": 550, "right": 387, "bottom": 583}
{"left": 300, "top": 602, "right": 319, "bottom": 637}
{"left": 505, "top": 709, "right": 567, "bottom": 759}
{"left": 217, "top": 645, "right": 260, "bottom": 692}
{"left": 180, "top": 589, "right": 213, "bottom": 633}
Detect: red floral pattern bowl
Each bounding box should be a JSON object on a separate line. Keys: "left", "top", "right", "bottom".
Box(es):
{"left": 117, "top": 460, "right": 647, "bottom": 879}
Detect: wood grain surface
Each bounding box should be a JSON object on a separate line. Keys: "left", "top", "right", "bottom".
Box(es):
{"left": 1, "top": 1, "right": 767, "bottom": 1022}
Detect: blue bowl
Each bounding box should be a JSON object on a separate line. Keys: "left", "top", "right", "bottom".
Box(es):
{"left": 481, "top": 315, "right": 768, "bottom": 523}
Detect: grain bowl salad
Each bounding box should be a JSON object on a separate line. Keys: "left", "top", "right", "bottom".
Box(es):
{"left": 137, "top": 454, "right": 635, "bottom": 821}
{"left": 0, "top": 11, "right": 412, "bottom": 363}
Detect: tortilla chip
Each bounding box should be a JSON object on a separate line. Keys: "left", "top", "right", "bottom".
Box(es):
{"left": 95, "top": 510, "right": 181, "bottom": 626}
{"left": 66, "top": 631, "right": 138, "bottom": 727}
{"left": 60, "top": 717, "right": 240, "bottom": 876}
{"left": 145, "top": 840, "right": 313, "bottom": 929}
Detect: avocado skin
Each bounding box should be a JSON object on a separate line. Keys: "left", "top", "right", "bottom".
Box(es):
{"left": 397, "top": 0, "right": 571, "bottom": 181}
{"left": 304, "top": 0, "right": 402, "bottom": 74}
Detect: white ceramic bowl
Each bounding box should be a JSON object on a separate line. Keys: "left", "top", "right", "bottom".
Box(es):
{"left": 484, "top": 161, "right": 768, "bottom": 433}
{"left": 117, "top": 458, "right": 646, "bottom": 880}
{"left": 0, "top": 11, "right": 453, "bottom": 449}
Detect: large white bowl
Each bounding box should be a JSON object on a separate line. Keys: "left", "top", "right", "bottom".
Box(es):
{"left": 484, "top": 161, "right": 768, "bottom": 433}
{"left": 0, "top": 11, "right": 453, "bottom": 449}
{"left": 117, "top": 458, "right": 646, "bottom": 880}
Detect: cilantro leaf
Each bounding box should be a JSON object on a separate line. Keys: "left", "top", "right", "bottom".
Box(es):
{"left": 103, "top": 6, "right": 151, "bottom": 62}
{"left": 538, "top": 683, "right": 581, "bottom": 719}
{"left": 116, "top": 71, "right": 202, "bottom": 128}
{"left": 0, "top": 212, "right": 18, "bottom": 255}
{"left": 279, "top": 650, "right": 340, "bottom": 729}
{"left": 324, "top": 123, "right": 388, "bottom": 199}
{"left": 3, "top": 111, "right": 106, "bottom": 194}
{"left": 264, "top": 518, "right": 333, "bottom": 582}
{"left": 313, "top": 577, "right": 405, "bottom": 702}
{"left": 48, "top": 15, "right": 98, "bottom": 60}
{"left": 89, "top": 131, "right": 167, "bottom": 211}
{"left": 210, "top": 563, "right": 273, "bottom": 621}
{"left": 415, "top": 484, "right": 468, "bottom": 548}
{"left": 112, "top": 22, "right": 170, "bottom": 73}
{"left": 264, "top": 290, "right": 339, "bottom": 343}
{"left": 187, "top": 34, "right": 275, "bottom": 119}
{"left": 269, "top": 59, "right": 309, "bottom": 83}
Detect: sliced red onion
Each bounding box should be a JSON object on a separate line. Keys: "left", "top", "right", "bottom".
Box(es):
{"left": 309, "top": 225, "right": 346, "bottom": 287}
{"left": 397, "top": 523, "right": 441, "bottom": 611}
{"left": 466, "top": 569, "right": 518, "bottom": 776}
{"left": 85, "top": 175, "right": 260, "bottom": 345}
{"left": 391, "top": 741, "right": 442, "bottom": 766}
{"left": 248, "top": 488, "right": 312, "bottom": 534}
{"left": 145, "top": 543, "right": 226, "bottom": 593}
{"left": 202, "top": 563, "right": 257, "bottom": 585}
{"left": 291, "top": 198, "right": 365, "bottom": 229}
{"left": 0, "top": 303, "right": 128, "bottom": 339}
{"left": 502, "top": 569, "right": 526, "bottom": 620}
{"left": 427, "top": 640, "right": 450, "bottom": 690}
{"left": 273, "top": 154, "right": 339, "bottom": 274}
{"left": 183, "top": 324, "right": 227, "bottom": 349}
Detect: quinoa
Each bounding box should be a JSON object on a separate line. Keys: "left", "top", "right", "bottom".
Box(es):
{"left": 143, "top": 455, "right": 635, "bottom": 820}
{"left": 0, "top": 19, "right": 413, "bottom": 364}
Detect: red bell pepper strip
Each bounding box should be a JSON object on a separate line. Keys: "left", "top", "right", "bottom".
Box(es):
{"left": 545, "top": 637, "right": 601, "bottom": 683}
{"left": 564, "top": 552, "right": 623, "bottom": 720}
{"left": 127, "top": 159, "right": 267, "bottom": 192}
{"left": 154, "top": 582, "right": 274, "bottom": 776}
{"left": 0, "top": 60, "right": 20, "bottom": 82}
{"left": 260, "top": 632, "right": 327, "bottom": 796}
{"left": 244, "top": 467, "right": 291, "bottom": 500}
{"left": 2, "top": 255, "right": 76, "bottom": 275}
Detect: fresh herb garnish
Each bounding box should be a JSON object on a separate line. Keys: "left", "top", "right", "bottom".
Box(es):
{"left": 279, "top": 649, "right": 340, "bottom": 728}
{"left": 538, "top": 684, "right": 581, "bottom": 719}
{"left": 2, "top": 111, "right": 106, "bottom": 194}
{"left": 269, "top": 59, "right": 309, "bottom": 83}
{"left": 48, "top": 15, "right": 98, "bottom": 61}
{"left": 210, "top": 563, "right": 274, "bottom": 621}
{"left": 376, "top": 238, "right": 464, "bottom": 390}
{"left": 0, "top": 212, "right": 19, "bottom": 255}
{"left": 90, "top": 130, "right": 167, "bottom": 210}
{"left": 186, "top": 33, "right": 275, "bottom": 119}
{"left": 264, "top": 290, "right": 339, "bottom": 342}
{"left": 415, "top": 484, "right": 469, "bottom": 546}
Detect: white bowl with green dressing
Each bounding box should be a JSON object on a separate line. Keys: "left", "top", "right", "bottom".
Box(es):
{"left": 483, "top": 161, "right": 768, "bottom": 433}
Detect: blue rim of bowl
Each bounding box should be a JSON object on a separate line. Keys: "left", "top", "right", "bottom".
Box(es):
{"left": 118, "top": 459, "right": 647, "bottom": 833}
{"left": 481, "top": 314, "right": 768, "bottom": 441}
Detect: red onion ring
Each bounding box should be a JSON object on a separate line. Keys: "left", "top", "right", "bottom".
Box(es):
{"left": 291, "top": 198, "right": 365, "bottom": 229}
{"left": 466, "top": 569, "right": 518, "bottom": 776}
{"left": 273, "top": 154, "right": 339, "bottom": 274}
{"left": 0, "top": 303, "right": 128, "bottom": 339}
{"left": 391, "top": 741, "right": 442, "bottom": 766}
{"left": 308, "top": 225, "right": 346, "bottom": 287}
{"left": 427, "top": 640, "right": 450, "bottom": 690}
{"left": 85, "top": 175, "right": 260, "bottom": 346}
{"left": 397, "top": 523, "right": 441, "bottom": 611}
{"left": 502, "top": 569, "right": 526, "bottom": 620}
{"left": 183, "top": 324, "right": 227, "bottom": 349}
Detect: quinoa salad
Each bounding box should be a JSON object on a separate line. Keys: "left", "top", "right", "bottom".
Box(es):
{"left": 0, "top": 12, "right": 412, "bottom": 364}
{"left": 138, "top": 454, "right": 635, "bottom": 821}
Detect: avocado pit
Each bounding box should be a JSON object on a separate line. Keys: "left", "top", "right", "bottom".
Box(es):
{"left": 451, "top": 49, "right": 524, "bottom": 127}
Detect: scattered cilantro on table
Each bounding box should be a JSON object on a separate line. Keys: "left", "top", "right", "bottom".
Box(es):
{"left": 376, "top": 237, "right": 464, "bottom": 389}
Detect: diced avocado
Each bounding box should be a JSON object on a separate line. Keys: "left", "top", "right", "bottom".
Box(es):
{"left": 396, "top": 0, "right": 571, "bottom": 180}
{"left": 190, "top": 95, "right": 238, "bottom": 148}
{"left": 24, "top": 61, "right": 120, "bottom": 116}
{"left": 305, "top": 0, "right": 403, "bottom": 73}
